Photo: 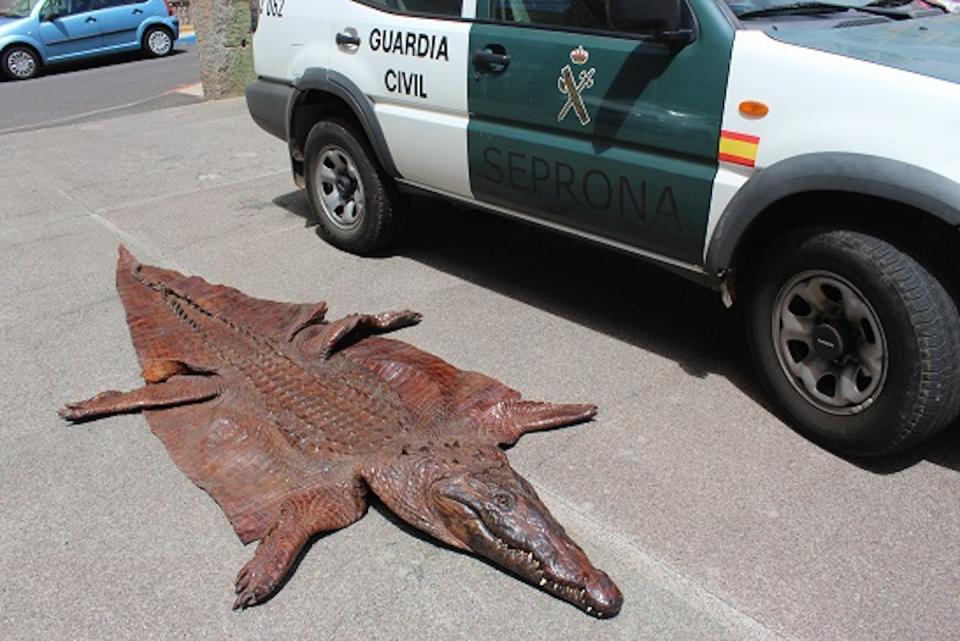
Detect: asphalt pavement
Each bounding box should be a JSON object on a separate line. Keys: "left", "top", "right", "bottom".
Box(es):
{"left": 1, "top": 98, "right": 959, "bottom": 641}
{"left": 0, "top": 41, "right": 199, "bottom": 135}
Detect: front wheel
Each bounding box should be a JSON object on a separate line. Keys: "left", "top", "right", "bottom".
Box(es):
{"left": 2, "top": 45, "right": 40, "bottom": 81}
{"left": 745, "top": 228, "right": 960, "bottom": 456}
{"left": 142, "top": 26, "right": 174, "bottom": 58}
{"left": 304, "top": 120, "right": 405, "bottom": 254}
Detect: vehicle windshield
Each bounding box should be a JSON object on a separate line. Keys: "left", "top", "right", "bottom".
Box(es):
{"left": 5, "top": 0, "right": 43, "bottom": 18}
{"left": 726, "top": 0, "right": 913, "bottom": 18}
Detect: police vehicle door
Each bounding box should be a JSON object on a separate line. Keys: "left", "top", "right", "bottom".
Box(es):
{"left": 330, "top": 0, "right": 473, "bottom": 198}
{"left": 467, "top": 0, "right": 734, "bottom": 266}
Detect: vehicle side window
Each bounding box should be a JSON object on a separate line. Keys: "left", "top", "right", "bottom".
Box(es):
{"left": 481, "top": 0, "right": 609, "bottom": 29}
{"left": 42, "top": 0, "right": 88, "bottom": 17}
{"left": 360, "top": 0, "right": 462, "bottom": 17}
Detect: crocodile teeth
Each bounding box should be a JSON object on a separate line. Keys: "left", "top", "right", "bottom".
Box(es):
{"left": 539, "top": 578, "right": 547, "bottom": 586}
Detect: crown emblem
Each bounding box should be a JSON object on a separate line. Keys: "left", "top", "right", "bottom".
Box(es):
{"left": 570, "top": 46, "right": 589, "bottom": 65}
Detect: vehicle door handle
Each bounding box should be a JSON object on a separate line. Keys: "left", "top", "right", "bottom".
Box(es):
{"left": 132, "top": 8, "right": 143, "bottom": 13}
{"left": 473, "top": 48, "right": 510, "bottom": 72}
{"left": 85, "top": 15, "right": 97, "bottom": 22}
{"left": 336, "top": 31, "right": 361, "bottom": 47}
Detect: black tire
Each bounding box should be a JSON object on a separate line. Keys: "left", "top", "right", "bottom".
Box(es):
{"left": 304, "top": 119, "right": 405, "bottom": 255}
{"left": 142, "top": 26, "right": 174, "bottom": 58}
{"left": 2, "top": 45, "right": 40, "bottom": 81}
{"left": 745, "top": 228, "right": 960, "bottom": 456}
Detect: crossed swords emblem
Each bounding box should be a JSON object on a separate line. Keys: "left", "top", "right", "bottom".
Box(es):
{"left": 558, "top": 64, "right": 596, "bottom": 126}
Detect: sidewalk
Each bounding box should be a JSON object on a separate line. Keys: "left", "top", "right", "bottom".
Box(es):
{"left": 0, "top": 98, "right": 957, "bottom": 641}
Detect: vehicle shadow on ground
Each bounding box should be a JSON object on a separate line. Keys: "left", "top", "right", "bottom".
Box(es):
{"left": 404, "top": 198, "right": 759, "bottom": 389}
{"left": 277, "top": 191, "right": 758, "bottom": 397}
{"left": 854, "top": 423, "right": 960, "bottom": 475}
{"left": 273, "top": 190, "right": 960, "bottom": 474}
{"left": 0, "top": 47, "right": 188, "bottom": 81}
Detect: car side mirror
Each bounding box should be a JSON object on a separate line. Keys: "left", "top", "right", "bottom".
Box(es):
{"left": 41, "top": 9, "right": 60, "bottom": 20}
{"left": 607, "top": 0, "right": 694, "bottom": 48}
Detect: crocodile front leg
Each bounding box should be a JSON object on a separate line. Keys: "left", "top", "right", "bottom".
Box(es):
{"left": 59, "top": 375, "right": 222, "bottom": 421}
{"left": 477, "top": 401, "right": 597, "bottom": 445}
{"left": 476, "top": 400, "right": 598, "bottom": 445}
{"left": 300, "top": 310, "right": 422, "bottom": 359}
{"left": 233, "top": 477, "right": 368, "bottom": 609}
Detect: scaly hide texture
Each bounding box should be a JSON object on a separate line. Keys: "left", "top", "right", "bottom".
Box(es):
{"left": 61, "top": 247, "right": 623, "bottom": 617}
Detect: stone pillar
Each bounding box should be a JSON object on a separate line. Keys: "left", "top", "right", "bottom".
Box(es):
{"left": 193, "top": 0, "right": 254, "bottom": 99}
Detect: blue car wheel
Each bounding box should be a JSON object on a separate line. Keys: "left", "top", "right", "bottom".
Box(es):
{"left": 143, "top": 26, "right": 174, "bottom": 58}
{"left": 2, "top": 45, "right": 40, "bottom": 81}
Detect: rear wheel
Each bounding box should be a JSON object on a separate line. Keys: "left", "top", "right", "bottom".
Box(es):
{"left": 2, "top": 45, "right": 40, "bottom": 81}
{"left": 304, "top": 119, "right": 405, "bottom": 254}
{"left": 745, "top": 228, "right": 960, "bottom": 456}
{"left": 142, "top": 26, "right": 174, "bottom": 58}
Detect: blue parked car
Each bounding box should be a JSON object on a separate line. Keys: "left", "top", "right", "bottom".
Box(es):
{"left": 0, "top": 0, "right": 179, "bottom": 80}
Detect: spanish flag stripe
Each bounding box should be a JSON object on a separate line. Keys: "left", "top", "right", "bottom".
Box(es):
{"left": 719, "top": 137, "right": 758, "bottom": 160}
{"left": 718, "top": 152, "right": 755, "bottom": 167}
{"left": 720, "top": 130, "right": 760, "bottom": 144}
{"left": 718, "top": 130, "right": 759, "bottom": 167}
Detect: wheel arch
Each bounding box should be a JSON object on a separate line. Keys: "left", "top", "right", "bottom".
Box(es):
{"left": 706, "top": 154, "right": 960, "bottom": 295}
{"left": 0, "top": 37, "right": 45, "bottom": 66}
{"left": 138, "top": 20, "right": 175, "bottom": 45}
{"left": 289, "top": 69, "right": 400, "bottom": 184}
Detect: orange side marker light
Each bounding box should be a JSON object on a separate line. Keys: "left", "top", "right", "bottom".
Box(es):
{"left": 739, "top": 100, "right": 769, "bottom": 118}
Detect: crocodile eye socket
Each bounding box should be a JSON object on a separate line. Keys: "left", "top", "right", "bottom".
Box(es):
{"left": 493, "top": 492, "right": 514, "bottom": 510}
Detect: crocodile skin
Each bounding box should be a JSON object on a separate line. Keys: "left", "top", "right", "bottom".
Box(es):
{"left": 60, "top": 246, "right": 623, "bottom": 617}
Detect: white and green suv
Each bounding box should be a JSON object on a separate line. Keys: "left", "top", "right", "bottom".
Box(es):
{"left": 246, "top": 0, "right": 960, "bottom": 456}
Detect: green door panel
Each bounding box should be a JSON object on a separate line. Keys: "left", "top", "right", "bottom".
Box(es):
{"left": 467, "top": 1, "right": 735, "bottom": 264}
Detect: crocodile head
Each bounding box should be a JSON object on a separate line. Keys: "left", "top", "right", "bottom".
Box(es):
{"left": 429, "top": 463, "right": 622, "bottom": 617}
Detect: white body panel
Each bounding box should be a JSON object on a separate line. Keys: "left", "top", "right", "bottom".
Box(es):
{"left": 705, "top": 30, "right": 960, "bottom": 256}
{"left": 327, "top": 2, "right": 472, "bottom": 197}
{"left": 252, "top": 0, "right": 332, "bottom": 82}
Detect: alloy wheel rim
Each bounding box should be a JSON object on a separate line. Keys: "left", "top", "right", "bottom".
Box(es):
{"left": 772, "top": 270, "right": 888, "bottom": 415}
{"left": 148, "top": 30, "right": 172, "bottom": 55}
{"left": 315, "top": 146, "right": 365, "bottom": 231}
{"left": 7, "top": 50, "right": 35, "bottom": 78}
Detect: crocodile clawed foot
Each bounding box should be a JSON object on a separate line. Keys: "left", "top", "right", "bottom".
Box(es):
{"left": 233, "top": 590, "right": 260, "bottom": 610}
{"left": 232, "top": 559, "right": 276, "bottom": 610}
{"left": 59, "top": 391, "right": 124, "bottom": 422}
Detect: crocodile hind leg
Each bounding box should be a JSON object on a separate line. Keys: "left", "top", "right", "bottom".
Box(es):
{"left": 477, "top": 400, "right": 598, "bottom": 445}
{"left": 233, "top": 477, "right": 368, "bottom": 609}
{"left": 59, "top": 375, "right": 222, "bottom": 422}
